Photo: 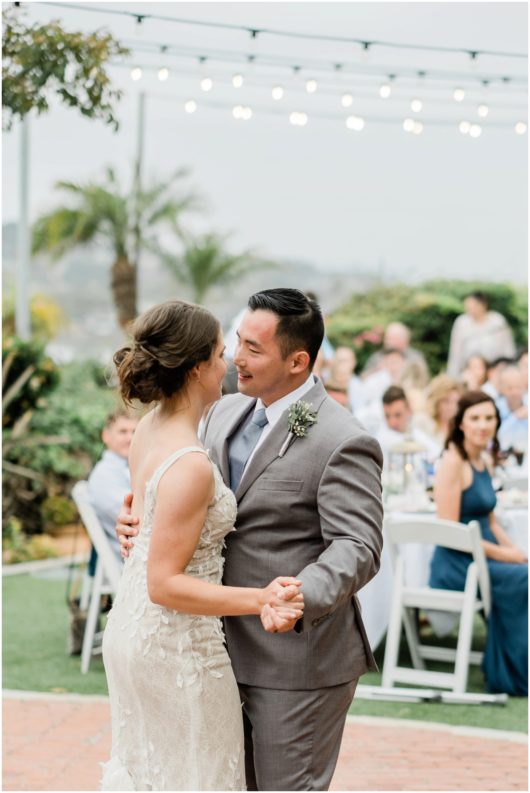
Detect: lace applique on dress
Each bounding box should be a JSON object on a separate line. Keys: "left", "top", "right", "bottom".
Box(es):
{"left": 101, "top": 447, "right": 246, "bottom": 791}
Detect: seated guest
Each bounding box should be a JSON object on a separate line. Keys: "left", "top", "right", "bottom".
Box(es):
{"left": 496, "top": 365, "right": 528, "bottom": 454}
{"left": 362, "top": 321, "right": 430, "bottom": 387}
{"left": 376, "top": 385, "right": 440, "bottom": 465}
{"left": 328, "top": 346, "right": 365, "bottom": 413}
{"left": 459, "top": 354, "right": 488, "bottom": 391}
{"left": 482, "top": 356, "right": 514, "bottom": 401}
{"left": 429, "top": 391, "right": 527, "bottom": 695}
{"left": 88, "top": 408, "right": 138, "bottom": 565}
{"left": 324, "top": 378, "right": 350, "bottom": 410}
{"left": 415, "top": 375, "right": 462, "bottom": 448}
{"left": 517, "top": 348, "right": 528, "bottom": 391}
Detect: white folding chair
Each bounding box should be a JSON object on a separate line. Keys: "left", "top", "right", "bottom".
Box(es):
{"left": 382, "top": 516, "right": 490, "bottom": 695}
{"left": 502, "top": 474, "right": 528, "bottom": 491}
{"left": 72, "top": 481, "right": 123, "bottom": 673}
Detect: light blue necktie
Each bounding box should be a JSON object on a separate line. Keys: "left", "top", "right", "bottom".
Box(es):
{"left": 229, "top": 408, "right": 269, "bottom": 492}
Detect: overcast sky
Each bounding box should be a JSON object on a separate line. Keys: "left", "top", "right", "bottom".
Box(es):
{"left": 2, "top": 1, "right": 528, "bottom": 283}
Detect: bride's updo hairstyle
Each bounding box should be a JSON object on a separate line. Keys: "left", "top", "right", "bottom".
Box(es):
{"left": 114, "top": 300, "right": 220, "bottom": 405}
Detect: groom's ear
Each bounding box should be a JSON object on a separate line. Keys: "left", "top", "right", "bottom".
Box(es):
{"left": 289, "top": 349, "right": 310, "bottom": 374}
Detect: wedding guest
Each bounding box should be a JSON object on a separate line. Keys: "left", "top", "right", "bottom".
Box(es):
{"left": 356, "top": 349, "right": 407, "bottom": 435}
{"left": 447, "top": 291, "right": 516, "bottom": 377}
{"left": 375, "top": 385, "right": 440, "bottom": 465}
{"left": 362, "top": 321, "right": 429, "bottom": 387}
{"left": 429, "top": 391, "right": 528, "bottom": 695}
{"left": 459, "top": 354, "right": 488, "bottom": 391}
{"left": 328, "top": 346, "right": 365, "bottom": 413}
{"left": 88, "top": 408, "right": 138, "bottom": 565}
{"left": 517, "top": 349, "right": 528, "bottom": 391}
{"left": 482, "top": 357, "right": 514, "bottom": 401}
{"left": 496, "top": 365, "right": 528, "bottom": 454}
{"left": 415, "top": 375, "right": 462, "bottom": 448}
{"left": 324, "top": 378, "right": 351, "bottom": 409}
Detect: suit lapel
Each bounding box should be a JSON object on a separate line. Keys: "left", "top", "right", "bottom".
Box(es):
{"left": 235, "top": 378, "right": 328, "bottom": 501}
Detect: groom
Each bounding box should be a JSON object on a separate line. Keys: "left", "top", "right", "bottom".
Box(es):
{"left": 118, "top": 288, "right": 383, "bottom": 791}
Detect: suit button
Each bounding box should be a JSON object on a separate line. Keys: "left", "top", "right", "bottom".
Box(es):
{"left": 312, "top": 618, "right": 321, "bottom": 626}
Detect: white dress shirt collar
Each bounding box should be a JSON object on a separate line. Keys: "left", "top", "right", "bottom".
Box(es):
{"left": 254, "top": 374, "right": 316, "bottom": 430}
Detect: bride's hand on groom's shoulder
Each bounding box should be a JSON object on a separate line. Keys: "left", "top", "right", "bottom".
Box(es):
{"left": 115, "top": 492, "right": 139, "bottom": 559}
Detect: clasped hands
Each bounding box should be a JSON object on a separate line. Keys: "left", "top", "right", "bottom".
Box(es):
{"left": 116, "top": 494, "right": 303, "bottom": 635}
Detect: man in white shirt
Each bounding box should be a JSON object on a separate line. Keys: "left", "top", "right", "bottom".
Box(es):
{"left": 376, "top": 385, "right": 440, "bottom": 466}
{"left": 88, "top": 409, "right": 138, "bottom": 564}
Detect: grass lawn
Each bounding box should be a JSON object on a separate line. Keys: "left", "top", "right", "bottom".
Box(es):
{"left": 3, "top": 572, "right": 527, "bottom": 732}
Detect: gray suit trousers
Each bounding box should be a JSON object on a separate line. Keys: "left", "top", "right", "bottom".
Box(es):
{"left": 239, "top": 680, "right": 358, "bottom": 791}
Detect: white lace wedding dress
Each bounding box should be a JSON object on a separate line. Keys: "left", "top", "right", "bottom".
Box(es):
{"left": 101, "top": 447, "right": 246, "bottom": 791}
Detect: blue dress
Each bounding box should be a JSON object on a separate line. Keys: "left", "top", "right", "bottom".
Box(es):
{"left": 429, "top": 465, "right": 528, "bottom": 696}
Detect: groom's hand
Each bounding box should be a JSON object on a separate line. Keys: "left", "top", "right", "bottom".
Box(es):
{"left": 260, "top": 604, "right": 300, "bottom": 634}
{"left": 260, "top": 578, "right": 304, "bottom": 634}
{"left": 115, "top": 492, "right": 139, "bottom": 559}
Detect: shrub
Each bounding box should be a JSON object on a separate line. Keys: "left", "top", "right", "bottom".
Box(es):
{"left": 41, "top": 495, "right": 79, "bottom": 530}
{"left": 327, "top": 280, "right": 528, "bottom": 375}
{"left": 2, "top": 336, "right": 60, "bottom": 428}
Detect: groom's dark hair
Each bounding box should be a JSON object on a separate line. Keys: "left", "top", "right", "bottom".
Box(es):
{"left": 248, "top": 288, "right": 324, "bottom": 368}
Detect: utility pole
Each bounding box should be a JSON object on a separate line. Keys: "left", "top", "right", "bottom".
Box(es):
{"left": 15, "top": 115, "right": 31, "bottom": 340}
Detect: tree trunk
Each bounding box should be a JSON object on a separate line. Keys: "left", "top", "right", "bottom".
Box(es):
{"left": 111, "top": 255, "right": 137, "bottom": 330}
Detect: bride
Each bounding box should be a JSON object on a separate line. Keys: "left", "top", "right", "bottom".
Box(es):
{"left": 101, "top": 299, "right": 303, "bottom": 791}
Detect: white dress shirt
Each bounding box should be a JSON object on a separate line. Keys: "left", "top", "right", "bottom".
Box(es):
{"left": 245, "top": 374, "right": 315, "bottom": 469}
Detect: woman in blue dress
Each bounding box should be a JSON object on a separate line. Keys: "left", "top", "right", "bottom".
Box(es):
{"left": 429, "top": 390, "right": 528, "bottom": 696}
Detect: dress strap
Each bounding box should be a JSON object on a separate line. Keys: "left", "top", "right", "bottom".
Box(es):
{"left": 149, "top": 446, "right": 209, "bottom": 493}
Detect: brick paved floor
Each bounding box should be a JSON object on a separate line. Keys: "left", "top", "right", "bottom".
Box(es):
{"left": 3, "top": 692, "right": 527, "bottom": 791}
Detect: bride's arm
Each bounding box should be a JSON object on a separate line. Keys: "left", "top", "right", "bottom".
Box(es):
{"left": 147, "top": 454, "right": 303, "bottom": 618}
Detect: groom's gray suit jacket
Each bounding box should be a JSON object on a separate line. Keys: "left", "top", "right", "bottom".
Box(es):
{"left": 202, "top": 377, "right": 383, "bottom": 690}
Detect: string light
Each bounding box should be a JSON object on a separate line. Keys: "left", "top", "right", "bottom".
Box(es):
{"left": 341, "top": 93, "right": 353, "bottom": 108}
{"left": 515, "top": 121, "right": 527, "bottom": 134}
{"left": 158, "top": 67, "right": 169, "bottom": 81}
{"left": 469, "top": 123, "right": 482, "bottom": 138}
{"left": 289, "top": 111, "right": 308, "bottom": 126}
{"left": 459, "top": 120, "right": 471, "bottom": 134}
{"left": 411, "top": 99, "right": 423, "bottom": 112}
{"left": 403, "top": 118, "right": 415, "bottom": 132}
{"left": 379, "top": 82, "right": 391, "bottom": 99}
{"left": 412, "top": 121, "right": 424, "bottom": 135}
{"left": 184, "top": 99, "right": 197, "bottom": 113}
{"left": 130, "top": 67, "right": 142, "bottom": 81}
{"left": 360, "top": 41, "right": 371, "bottom": 61}
{"left": 306, "top": 79, "right": 318, "bottom": 93}
{"left": 345, "top": 115, "right": 364, "bottom": 131}
{"left": 453, "top": 87, "right": 465, "bottom": 102}
{"left": 200, "top": 77, "right": 213, "bottom": 92}
{"left": 272, "top": 85, "right": 284, "bottom": 100}
{"left": 477, "top": 103, "right": 489, "bottom": 118}
{"left": 232, "top": 73, "right": 244, "bottom": 88}
{"left": 233, "top": 105, "right": 252, "bottom": 120}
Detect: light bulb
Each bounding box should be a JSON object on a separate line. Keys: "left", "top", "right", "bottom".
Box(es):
{"left": 130, "top": 67, "right": 142, "bottom": 82}
{"left": 272, "top": 85, "right": 284, "bottom": 100}
{"left": 200, "top": 77, "right": 213, "bottom": 92}
{"left": 453, "top": 87, "right": 465, "bottom": 102}
{"left": 345, "top": 115, "right": 364, "bottom": 131}
{"left": 184, "top": 100, "right": 197, "bottom": 114}
{"left": 379, "top": 83, "right": 391, "bottom": 99}
{"left": 411, "top": 99, "right": 422, "bottom": 113}
{"left": 469, "top": 124, "right": 482, "bottom": 138}
{"left": 232, "top": 73, "right": 244, "bottom": 88}
{"left": 459, "top": 120, "right": 471, "bottom": 134}
{"left": 403, "top": 118, "right": 415, "bottom": 132}
{"left": 341, "top": 93, "right": 353, "bottom": 108}
{"left": 412, "top": 121, "right": 423, "bottom": 135}
{"left": 477, "top": 104, "right": 489, "bottom": 118}
{"left": 242, "top": 106, "right": 252, "bottom": 121}
{"left": 515, "top": 121, "right": 527, "bottom": 135}
{"left": 158, "top": 67, "right": 169, "bottom": 82}
{"left": 306, "top": 79, "right": 318, "bottom": 93}
{"left": 289, "top": 111, "right": 308, "bottom": 127}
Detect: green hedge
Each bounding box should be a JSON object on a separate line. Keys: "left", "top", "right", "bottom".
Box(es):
{"left": 327, "top": 280, "right": 528, "bottom": 374}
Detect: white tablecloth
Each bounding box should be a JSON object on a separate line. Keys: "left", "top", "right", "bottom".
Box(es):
{"left": 358, "top": 505, "right": 528, "bottom": 651}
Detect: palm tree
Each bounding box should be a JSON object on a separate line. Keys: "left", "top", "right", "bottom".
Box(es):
{"left": 159, "top": 232, "right": 271, "bottom": 305}
{"left": 32, "top": 167, "right": 199, "bottom": 329}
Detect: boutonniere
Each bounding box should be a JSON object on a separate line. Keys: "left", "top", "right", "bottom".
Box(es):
{"left": 278, "top": 400, "right": 317, "bottom": 457}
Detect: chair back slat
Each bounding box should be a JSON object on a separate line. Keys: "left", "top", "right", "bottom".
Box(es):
{"left": 72, "top": 480, "right": 122, "bottom": 592}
